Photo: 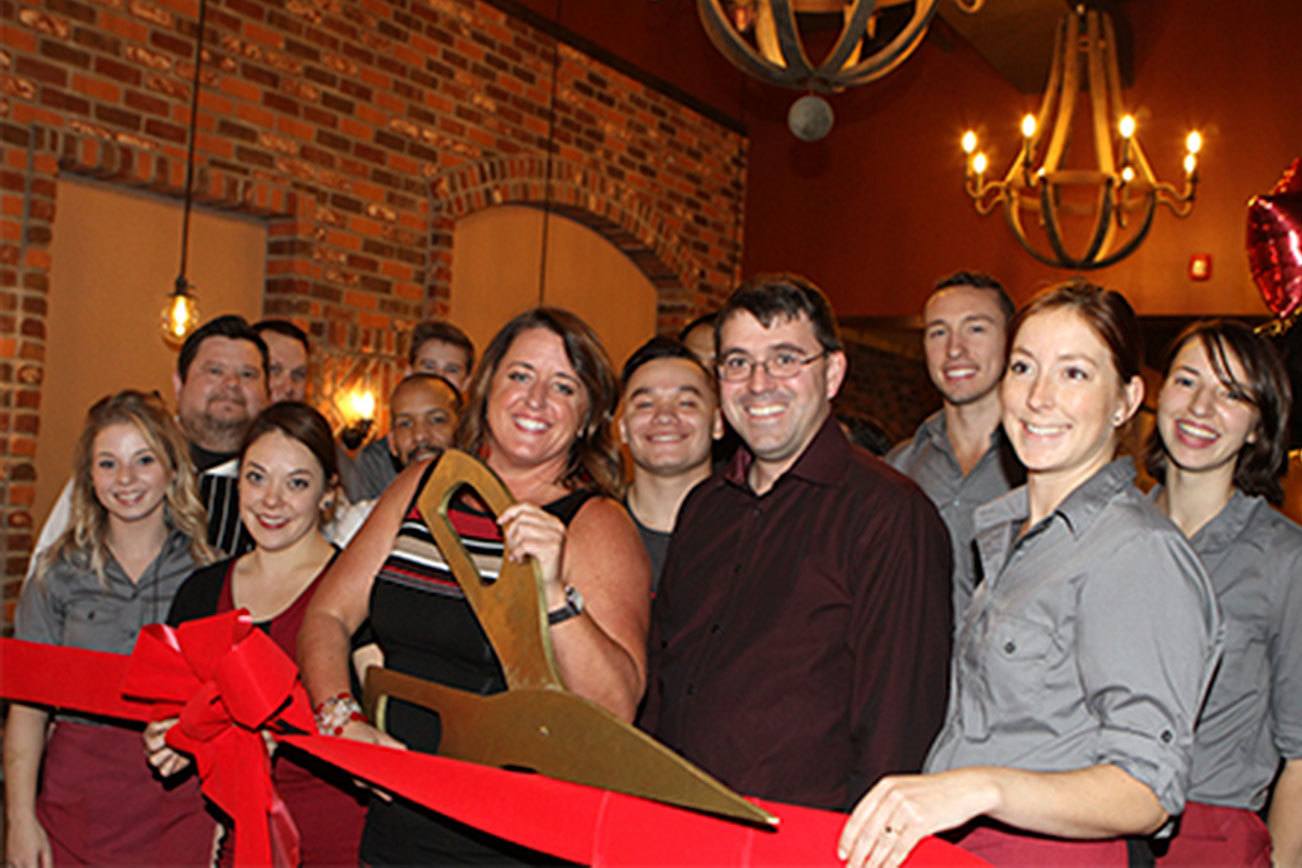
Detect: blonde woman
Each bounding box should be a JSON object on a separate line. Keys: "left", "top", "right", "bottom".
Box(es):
{"left": 4, "top": 390, "right": 217, "bottom": 867}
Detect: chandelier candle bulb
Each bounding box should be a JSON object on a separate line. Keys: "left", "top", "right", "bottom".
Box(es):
{"left": 962, "top": 130, "right": 978, "bottom": 155}
{"left": 1185, "top": 131, "right": 1203, "bottom": 155}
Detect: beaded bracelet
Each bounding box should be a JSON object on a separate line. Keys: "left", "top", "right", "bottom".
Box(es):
{"left": 314, "top": 691, "right": 366, "bottom": 737}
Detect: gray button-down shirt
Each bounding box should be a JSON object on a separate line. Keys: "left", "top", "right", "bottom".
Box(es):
{"left": 1160, "top": 488, "right": 1302, "bottom": 810}
{"left": 17, "top": 529, "right": 200, "bottom": 656}
{"left": 925, "top": 460, "right": 1222, "bottom": 816}
{"left": 887, "top": 411, "right": 1024, "bottom": 622}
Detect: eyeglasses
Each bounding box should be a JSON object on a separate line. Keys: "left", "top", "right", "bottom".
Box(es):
{"left": 716, "top": 349, "right": 828, "bottom": 382}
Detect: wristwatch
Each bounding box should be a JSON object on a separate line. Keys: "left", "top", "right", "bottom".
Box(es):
{"left": 547, "top": 584, "right": 585, "bottom": 625}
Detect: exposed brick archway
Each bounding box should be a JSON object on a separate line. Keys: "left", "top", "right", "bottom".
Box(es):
{"left": 425, "top": 155, "right": 735, "bottom": 335}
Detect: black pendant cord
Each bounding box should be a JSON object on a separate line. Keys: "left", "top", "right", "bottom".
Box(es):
{"left": 176, "top": 0, "right": 209, "bottom": 290}
{"left": 536, "top": 0, "right": 562, "bottom": 305}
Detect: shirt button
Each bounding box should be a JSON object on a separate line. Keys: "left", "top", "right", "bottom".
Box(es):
{"left": 709, "top": 623, "right": 721, "bottom": 634}
{"left": 1003, "top": 640, "right": 1016, "bottom": 654}
{"left": 685, "top": 684, "right": 696, "bottom": 697}
{"left": 1160, "top": 730, "right": 1173, "bottom": 744}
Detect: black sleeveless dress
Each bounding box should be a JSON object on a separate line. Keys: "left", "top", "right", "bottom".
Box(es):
{"left": 360, "top": 458, "right": 595, "bottom": 866}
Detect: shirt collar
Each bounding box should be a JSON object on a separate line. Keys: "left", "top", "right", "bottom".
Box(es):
{"left": 1189, "top": 488, "right": 1262, "bottom": 555}
{"left": 921, "top": 409, "right": 1013, "bottom": 462}
{"left": 975, "top": 457, "right": 1136, "bottom": 538}
{"left": 1047, "top": 457, "right": 1137, "bottom": 536}
{"left": 723, "top": 414, "right": 850, "bottom": 493}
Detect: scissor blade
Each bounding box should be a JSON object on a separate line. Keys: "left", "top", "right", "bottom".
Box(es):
{"left": 365, "top": 666, "right": 778, "bottom": 828}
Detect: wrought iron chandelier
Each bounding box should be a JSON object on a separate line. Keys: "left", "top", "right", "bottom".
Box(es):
{"left": 959, "top": 5, "right": 1202, "bottom": 270}
{"left": 699, "top": 0, "right": 983, "bottom": 140}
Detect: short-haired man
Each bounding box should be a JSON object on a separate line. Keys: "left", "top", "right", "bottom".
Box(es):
{"left": 344, "top": 320, "right": 474, "bottom": 501}
{"left": 328, "top": 374, "right": 461, "bottom": 544}
{"left": 253, "top": 318, "right": 310, "bottom": 402}
{"left": 887, "top": 271, "right": 1024, "bottom": 622}
{"left": 618, "top": 338, "right": 722, "bottom": 591}
{"left": 641, "top": 275, "right": 953, "bottom": 810}
{"left": 678, "top": 312, "right": 718, "bottom": 372}
{"left": 387, "top": 374, "right": 461, "bottom": 467}
{"left": 170, "top": 315, "right": 269, "bottom": 553}
{"left": 30, "top": 315, "right": 269, "bottom": 570}
{"left": 409, "top": 319, "right": 475, "bottom": 391}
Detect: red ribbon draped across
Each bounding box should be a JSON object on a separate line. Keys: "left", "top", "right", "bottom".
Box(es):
{"left": 1, "top": 612, "right": 985, "bottom": 867}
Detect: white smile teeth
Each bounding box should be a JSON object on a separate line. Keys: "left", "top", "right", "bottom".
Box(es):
{"left": 516, "top": 418, "right": 547, "bottom": 432}
{"left": 1025, "top": 422, "right": 1065, "bottom": 436}
{"left": 1176, "top": 421, "right": 1217, "bottom": 442}
{"left": 747, "top": 405, "right": 783, "bottom": 417}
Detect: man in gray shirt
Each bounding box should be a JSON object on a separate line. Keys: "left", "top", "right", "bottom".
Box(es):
{"left": 888, "top": 271, "right": 1023, "bottom": 621}
{"left": 618, "top": 337, "right": 721, "bottom": 591}
{"left": 347, "top": 320, "right": 474, "bottom": 500}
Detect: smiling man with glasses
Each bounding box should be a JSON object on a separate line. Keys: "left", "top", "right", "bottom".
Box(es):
{"left": 640, "top": 274, "right": 954, "bottom": 811}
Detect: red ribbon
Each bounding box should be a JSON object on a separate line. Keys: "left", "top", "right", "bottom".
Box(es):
{"left": 119, "top": 612, "right": 312, "bottom": 868}
{"left": 1, "top": 614, "right": 986, "bottom": 867}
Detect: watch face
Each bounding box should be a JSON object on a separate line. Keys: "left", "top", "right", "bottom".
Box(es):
{"left": 564, "top": 584, "right": 584, "bottom": 613}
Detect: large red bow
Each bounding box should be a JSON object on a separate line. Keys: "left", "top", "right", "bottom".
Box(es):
{"left": 120, "top": 611, "right": 313, "bottom": 868}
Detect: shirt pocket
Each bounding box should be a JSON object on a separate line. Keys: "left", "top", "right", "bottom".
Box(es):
{"left": 962, "top": 612, "right": 1060, "bottom": 739}
{"left": 62, "top": 595, "right": 125, "bottom": 653}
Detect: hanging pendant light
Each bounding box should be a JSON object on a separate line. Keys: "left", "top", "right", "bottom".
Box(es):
{"left": 161, "top": 0, "right": 208, "bottom": 347}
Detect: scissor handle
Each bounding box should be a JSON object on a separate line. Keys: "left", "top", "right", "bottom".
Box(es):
{"left": 416, "top": 450, "right": 563, "bottom": 692}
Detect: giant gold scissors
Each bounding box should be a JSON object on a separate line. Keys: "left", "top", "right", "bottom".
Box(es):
{"left": 363, "top": 449, "right": 777, "bottom": 827}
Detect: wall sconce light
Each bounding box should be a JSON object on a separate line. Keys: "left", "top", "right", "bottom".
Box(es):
{"left": 338, "top": 386, "right": 377, "bottom": 450}
{"left": 959, "top": 6, "right": 1201, "bottom": 270}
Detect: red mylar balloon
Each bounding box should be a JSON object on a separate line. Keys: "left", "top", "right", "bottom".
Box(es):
{"left": 1247, "top": 158, "right": 1302, "bottom": 318}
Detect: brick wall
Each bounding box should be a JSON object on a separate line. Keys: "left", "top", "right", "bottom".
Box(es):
{"left": 0, "top": 0, "right": 747, "bottom": 630}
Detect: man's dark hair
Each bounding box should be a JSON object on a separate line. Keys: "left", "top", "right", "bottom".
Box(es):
{"left": 392, "top": 372, "right": 464, "bottom": 411}
{"left": 409, "top": 320, "right": 476, "bottom": 370}
{"left": 177, "top": 314, "right": 269, "bottom": 382}
{"left": 252, "top": 318, "right": 310, "bottom": 354}
{"left": 932, "top": 270, "right": 1015, "bottom": 323}
{"left": 677, "top": 312, "right": 717, "bottom": 343}
{"left": 716, "top": 273, "right": 843, "bottom": 354}
{"left": 620, "top": 337, "right": 713, "bottom": 391}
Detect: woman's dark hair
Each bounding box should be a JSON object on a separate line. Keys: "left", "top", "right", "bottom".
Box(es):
{"left": 240, "top": 401, "right": 339, "bottom": 483}
{"left": 1144, "top": 320, "right": 1293, "bottom": 503}
{"left": 454, "top": 307, "right": 624, "bottom": 497}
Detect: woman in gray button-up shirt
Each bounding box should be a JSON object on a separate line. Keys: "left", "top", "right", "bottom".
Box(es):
{"left": 3, "top": 391, "right": 217, "bottom": 867}
{"left": 1146, "top": 320, "right": 1301, "bottom": 867}
{"left": 840, "top": 283, "right": 1222, "bottom": 868}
